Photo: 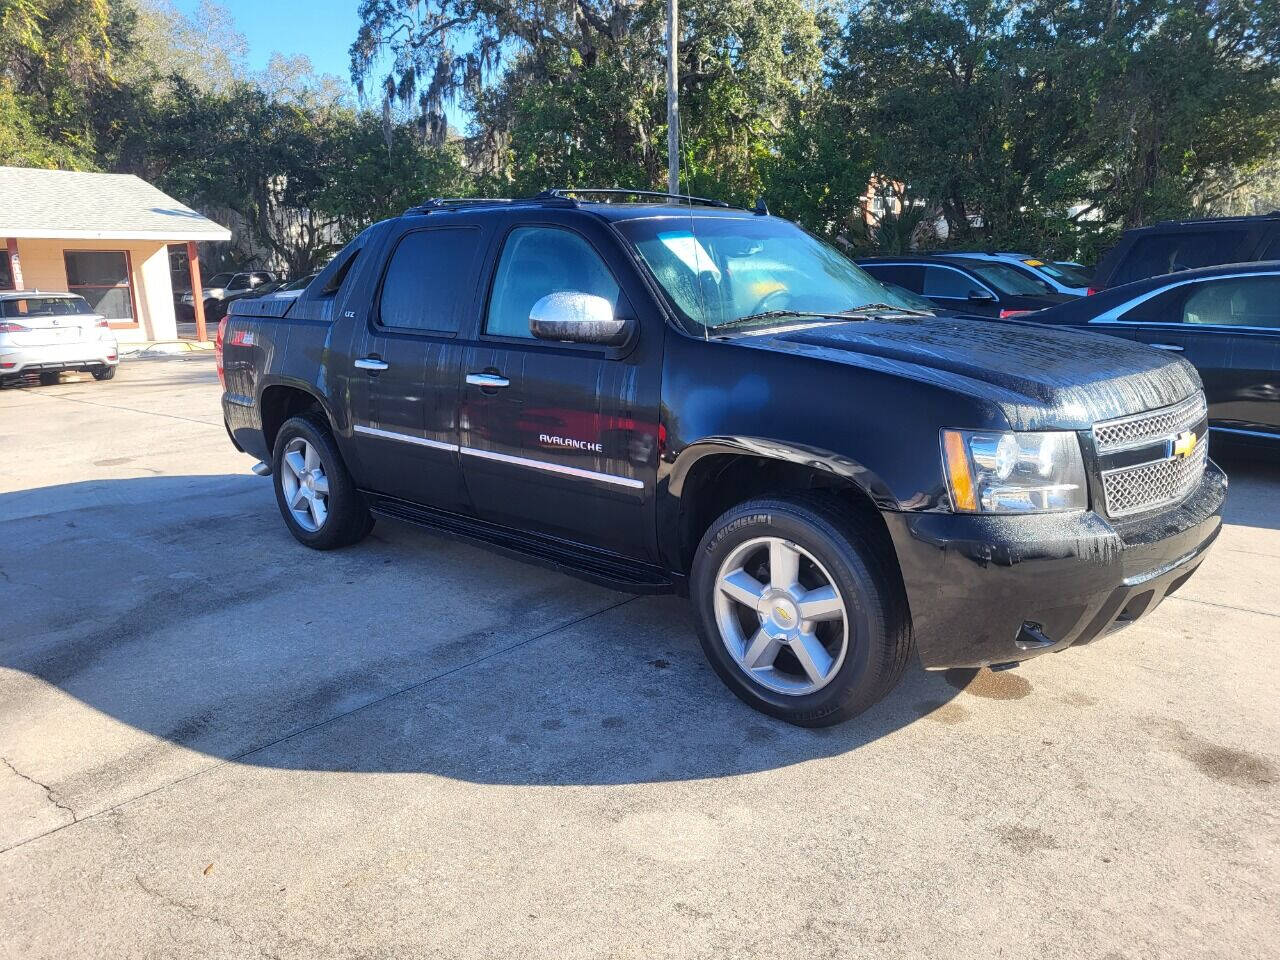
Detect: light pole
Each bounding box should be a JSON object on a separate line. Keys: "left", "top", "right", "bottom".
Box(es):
{"left": 666, "top": 0, "right": 679, "bottom": 196}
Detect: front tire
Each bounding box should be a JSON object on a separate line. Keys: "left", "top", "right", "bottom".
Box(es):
{"left": 272, "top": 413, "right": 374, "bottom": 550}
{"left": 93, "top": 366, "right": 117, "bottom": 381}
{"left": 691, "top": 494, "right": 912, "bottom": 726}
{"left": 39, "top": 371, "right": 60, "bottom": 386}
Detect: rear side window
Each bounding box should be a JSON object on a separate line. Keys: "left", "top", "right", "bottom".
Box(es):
{"left": 1183, "top": 275, "right": 1280, "bottom": 328}
{"left": 860, "top": 264, "right": 924, "bottom": 292}
{"left": 378, "top": 227, "right": 481, "bottom": 334}
{"left": 922, "top": 266, "right": 980, "bottom": 298}
{"left": 1115, "top": 230, "right": 1247, "bottom": 285}
{"left": 1260, "top": 233, "right": 1280, "bottom": 261}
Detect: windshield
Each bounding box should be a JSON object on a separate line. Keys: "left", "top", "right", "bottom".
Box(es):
{"left": 1035, "top": 261, "right": 1092, "bottom": 287}
{"left": 206, "top": 273, "right": 233, "bottom": 287}
{"left": 1, "top": 296, "right": 92, "bottom": 318}
{"left": 880, "top": 282, "right": 937, "bottom": 313}
{"left": 968, "top": 262, "right": 1056, "bottom": 296}
{"left": 283, "top": 274, "right": 316, "bottom": 291}
{"left": 614, "top": 215, "right": 919, "bottom": 332}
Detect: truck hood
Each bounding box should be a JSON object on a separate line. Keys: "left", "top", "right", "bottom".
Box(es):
{"left": 742, "top": 314, "right": 1202, "bottom": 430}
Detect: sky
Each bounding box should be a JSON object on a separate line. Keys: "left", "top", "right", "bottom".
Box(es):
{"left": 176, "top": 0, "right": 363, "bottom": 90}
{"left": 173, "top": 0, "right": 473, "bottom": 129}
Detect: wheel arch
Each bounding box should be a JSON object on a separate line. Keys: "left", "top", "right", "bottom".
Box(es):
{"left": 663, "top": 439, "right": 902, "bottom": 580}
{"left": 259, "top": 381, "right": 334, "bottom": 455}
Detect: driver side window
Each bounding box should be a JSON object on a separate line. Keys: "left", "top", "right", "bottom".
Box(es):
{"left": 485, "top": 226, "right": 621, "bottom": 339}
{"left": 923, "top": 266, "right": 980, "bottom": 299}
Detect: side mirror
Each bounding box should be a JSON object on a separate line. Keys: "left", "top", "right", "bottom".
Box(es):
{"left": 529, "top": 292, "right": 631, "bottom": 346}
{"left": 967, "top": 289, "right": 997, "bottom": 302}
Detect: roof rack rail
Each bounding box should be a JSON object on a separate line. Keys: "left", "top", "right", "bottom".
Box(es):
{"left": 403, "top": 197, "right": 522, "bottom": 215}
{"left": 536, "top": 188, "right": 732, "bottom": 208}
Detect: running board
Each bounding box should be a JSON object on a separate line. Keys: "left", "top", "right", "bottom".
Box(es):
{"left": 251, "top": 461, "right": 272, "bottom": 476}
{"left": 365, "top": 493, "right": 679, "bottom": 594}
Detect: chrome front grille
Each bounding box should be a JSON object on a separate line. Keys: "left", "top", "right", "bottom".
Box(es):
{"left": 1101, "top": 441, "right": 1208, "bottom": 518}
{"left": 1093, "top": 393, "right": 1207, "bottom": 453}
{"left": 1093, "top": 393, "right": 1209, "bottom": 519}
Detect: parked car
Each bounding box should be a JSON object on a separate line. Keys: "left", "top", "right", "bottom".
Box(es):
{"left": 1021, "top": 261, "right": 1280, "bottom": 450}
{"left": 1091, "top": 211, "right": 1280, "bottom": 291}
{"left": 855, "top": 255, "right": 1076, "bottom": 317}
{"left": 181, "top": 271, "right": 275, "bottom": 315}
{"left": 206, "top": 277, "right": 289, "bottom": 323}
{"left": 266, "top": 273, "right": 318, "bottom": 301}
{"left": 878, "top": 281, "right": 988, "bottom": 321}
{"left": 218, "top": 190, "right": 1224, "bottom": 726}
{"left": 939, "top": 252, "right": 1093, "bottom": 296}
{"left": 0, "top": 291, "right": 118, "bottom": 385}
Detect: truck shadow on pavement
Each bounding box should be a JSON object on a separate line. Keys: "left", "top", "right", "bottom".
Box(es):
{"left": 2, "top": 456, "right": 1273, "bottom": 790}
{"left": 1, "top": 474, "right": 980, "bottom": 788}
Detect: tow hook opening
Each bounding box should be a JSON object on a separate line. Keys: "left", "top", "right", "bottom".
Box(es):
{"left": 1014, "top": 621, "right": 1054, "bottom": 651}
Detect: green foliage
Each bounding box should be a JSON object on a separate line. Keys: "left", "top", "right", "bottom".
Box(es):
{"left": 0, "top": 0, "right": 118, "bottom": 166}
{"left": 4, "top": 0, "right": 1279, "bottom": 271}
{"left": 0, "top": 0, "right": 474, "bottom": 271}
{"left": 826, "top": 0, "right": 1280, "bottom": 259}
{"left": 134, "top": 79, "right": 470, "bottom": 274}
{"left": 354, "top": 0, "right": 826, "bottom": 199}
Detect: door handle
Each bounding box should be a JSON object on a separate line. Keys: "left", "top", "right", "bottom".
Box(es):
{"left": 355, "top": 357, "right": 389, "bottom": 371}
{"left": 1150, "top": 343, "right": 1184, "bottom": 352}
{"left": 466, "top": 372, "right": 510, "bottom": 388}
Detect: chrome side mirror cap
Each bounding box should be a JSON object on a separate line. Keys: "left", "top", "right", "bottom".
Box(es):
{"left": 529, "top": 292, "right": 631, "bottom": 346}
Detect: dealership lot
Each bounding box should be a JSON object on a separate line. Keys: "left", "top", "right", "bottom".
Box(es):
{"left": 1, "top": 357, "right": 1277, "bottom": 959}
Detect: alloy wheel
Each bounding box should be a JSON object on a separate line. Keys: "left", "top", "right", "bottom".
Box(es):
{"left": 279, "top": 437, "right": 330, "bottom": 533}
{"left": 712, "top": 536, "right": 850, "bottom": 696}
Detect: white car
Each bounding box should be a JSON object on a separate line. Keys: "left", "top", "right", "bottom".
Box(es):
{"left": 939, "top": 252, "right": 1092, "bottom": 296}
{"left": 0, "top": 292, "right": 118, "bottom": 384}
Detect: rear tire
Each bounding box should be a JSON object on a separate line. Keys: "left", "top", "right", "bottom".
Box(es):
{"left": 271, "top": 413, "right": 374, "bottom": 550}
{"left": 690, "top": 493, "right": 912, "bottom": 726}
{"left": 93, "top": 366, "right": 117, "bottom": 381}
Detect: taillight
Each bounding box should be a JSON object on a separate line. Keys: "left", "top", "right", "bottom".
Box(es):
{"left": 0, "top": 322, "right": 28, "bottom": 333}
{"left": 999, "top": 309, "right": 1032, "bottom": 318}
{"left": 1086, "top": 287, "right": 1098, "bottom": 296}
{"left": 215, "top": 317, "right": 227, "bottom": 387}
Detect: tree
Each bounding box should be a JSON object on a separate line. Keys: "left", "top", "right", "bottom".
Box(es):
{"left": 828, "top": 0, "right": 1280, "bottom": 258}
{"left": 0, "top": 0, "right": 123, "bottom": 166}
{"left": 136, "top": 79, "right": 470, "bottom": 274}
{"left": 126, "top": 0, "right": 249, "bottom": 93}
{"left": 352, "top": 0, "right": 825, "bottom": 200}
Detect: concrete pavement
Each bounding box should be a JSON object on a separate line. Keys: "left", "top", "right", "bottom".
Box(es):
{"left": 2, "top": 357, "right": 1277, "bottom": 959}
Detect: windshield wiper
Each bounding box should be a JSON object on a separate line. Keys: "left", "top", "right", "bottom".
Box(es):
{"left": 838, "top": 302, "right": 934, "bottom": 317}
{"left": 715, "top": 302, "right": 933, "bottom": 333}
{"left": 713, "top": 310, "right": 831, "bottom": 330}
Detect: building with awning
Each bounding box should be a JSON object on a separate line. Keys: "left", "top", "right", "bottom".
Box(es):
{"left": 0, "top": 167, "right": 231, "bottom": 342}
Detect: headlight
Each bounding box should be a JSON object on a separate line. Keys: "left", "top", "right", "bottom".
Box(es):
{"left": 941, "top": 429, "right": 1087, "bottom": 513}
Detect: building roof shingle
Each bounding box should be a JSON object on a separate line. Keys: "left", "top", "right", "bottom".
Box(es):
{"left": 0, "top": 167, "right": 232, "bottom": 242}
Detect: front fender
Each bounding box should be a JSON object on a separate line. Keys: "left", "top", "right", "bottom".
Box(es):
{"left": 666, "top": 436, "right": 898, "bottom": 508}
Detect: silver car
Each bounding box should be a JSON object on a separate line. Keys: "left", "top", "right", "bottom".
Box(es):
{"left": 0, "top": 291, "right": 119, "bottom": 385}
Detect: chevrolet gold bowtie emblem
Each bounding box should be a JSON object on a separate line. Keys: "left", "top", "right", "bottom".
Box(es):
{"left": 774, "top": 606, "right": 794, "bottom": 624}
{"left": 1172, "top": 430, "right": 1198, "bottom": 459}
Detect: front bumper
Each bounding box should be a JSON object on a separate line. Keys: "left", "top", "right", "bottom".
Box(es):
{"left": 885, "top": 460, "right": 1227, "bottom": 669}
{"left": 0, "top": 339, "right": 119, "bottom": 377}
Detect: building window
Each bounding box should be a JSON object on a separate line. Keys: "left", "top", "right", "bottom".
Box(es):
{"left": 64, "top": 250, "right": 136, "bottom": 324}
{"left": 0, "top": 243, "right": 13, "bottom": 290}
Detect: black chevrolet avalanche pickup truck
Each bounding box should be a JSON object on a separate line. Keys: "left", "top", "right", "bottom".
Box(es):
{"left": 219, "top": 191, "right": 1226, "bottom": 726}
